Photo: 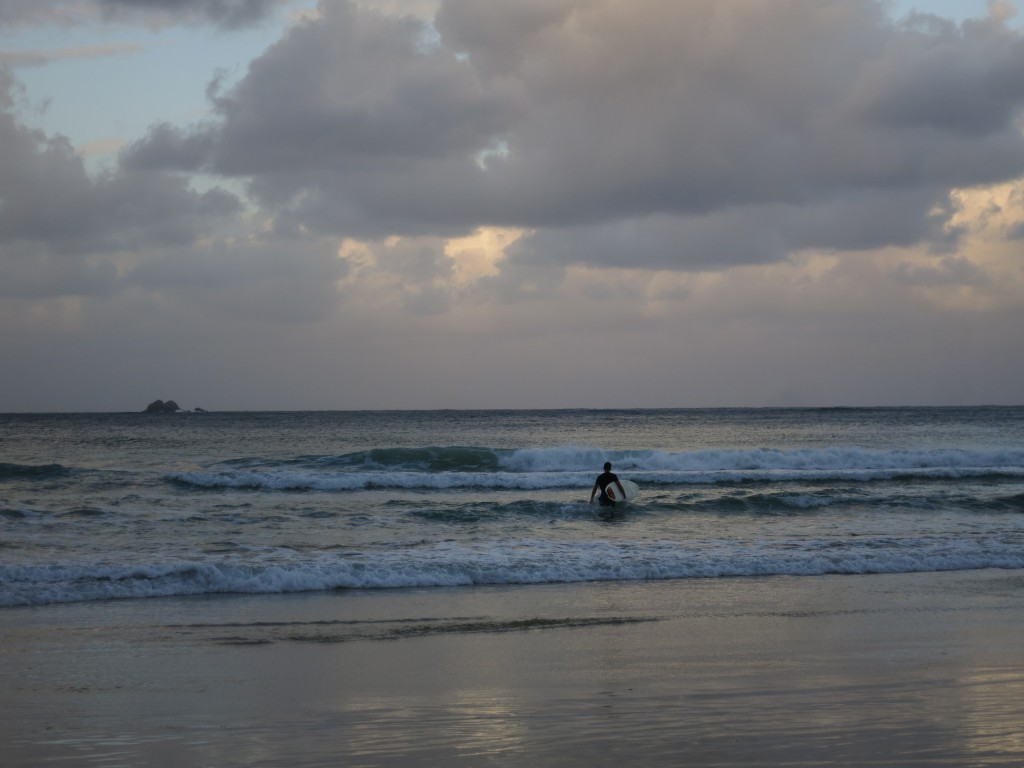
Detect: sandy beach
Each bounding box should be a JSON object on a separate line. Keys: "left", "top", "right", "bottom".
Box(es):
{"left": 3, "top": 569, "right": 1024, "bottom": 767}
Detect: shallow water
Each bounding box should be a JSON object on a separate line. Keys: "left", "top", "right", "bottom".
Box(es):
{"left": 4, "top": 572, "right": 1024, "bottom": 767}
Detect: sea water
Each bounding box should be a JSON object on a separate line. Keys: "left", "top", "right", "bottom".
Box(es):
{"left": 2, "top": 407, "right": 1023, "bottom": 607}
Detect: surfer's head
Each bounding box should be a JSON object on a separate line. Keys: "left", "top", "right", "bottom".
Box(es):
{"left": 604, "top": 462, "right": 612, "bottom": 471}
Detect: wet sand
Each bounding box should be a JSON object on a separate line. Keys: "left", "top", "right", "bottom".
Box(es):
{"left": 3, "top": 570, "right": 1024, "bottom": 767}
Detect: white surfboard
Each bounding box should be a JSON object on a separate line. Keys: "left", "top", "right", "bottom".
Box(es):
{"left": 605, "top": 479, "right": 639, "bottom": 503}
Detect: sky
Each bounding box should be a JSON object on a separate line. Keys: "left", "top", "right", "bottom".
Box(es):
{"left": 1, "top": 0, "right": 1023, "bottom": 411}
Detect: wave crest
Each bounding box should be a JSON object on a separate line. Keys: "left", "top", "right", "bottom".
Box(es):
{"left": 6, "top": 535, "right": 1024, "bottom": 606}
{"left": 167, "top": 445, "right": 1024, "bottom": 491}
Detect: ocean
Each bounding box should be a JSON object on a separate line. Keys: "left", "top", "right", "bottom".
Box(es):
{"left": 2, "top": 407, "right": 1023, "bottom": 608}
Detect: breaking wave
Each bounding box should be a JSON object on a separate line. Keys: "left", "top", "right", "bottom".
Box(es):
{"left": 4, "top": 534, "right": 1024, "bottom": 607}
{"left": 167, "top": 445, "right": 1024, "bottom": 491}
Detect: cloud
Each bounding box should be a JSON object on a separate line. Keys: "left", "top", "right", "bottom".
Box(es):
{"left": 125, "top": 0, "right": 516, "bottom": 239}
{"left": 126, "top": 235, "right": 349, "bottom": 324}
{"left": 0, "top": 0, "right": 83, "bottom": 27}
{"left": 3, "top": 0, "right": 1024, "bottom": 411}
{"left": 0, "top": 42, "right": 143, "bottom": 67}
{"left": 0, "top": 0, "right": 294, "bottom": 29}
{"left": 853, "top": 12, "right": 1024, "bottom": 138}
{"left": 504, "top": 186, "right": 961, "bottom": 273}
{"left": 98, "top": 0, "right": 289, "bottom": 28}
{"left": 123, "top": 0, "right": 1024, "bottom": 270}
{"left": 890, "top": 254, "right": 991, "bottom": 288}
{"left": 0, "top": 66, "right": 242, "bottom": 298}
{"left": 75, "top": 137, "right": 129, "bottom": 157}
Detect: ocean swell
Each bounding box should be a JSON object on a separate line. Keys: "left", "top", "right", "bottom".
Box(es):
{"left": 166, "top": 445, "right": 1024, "bottom": 491}
{"left": 4, "top": 535, "right": 1023, "bottom": 607}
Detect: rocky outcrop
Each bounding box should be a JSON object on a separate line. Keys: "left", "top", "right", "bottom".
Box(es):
{"left": 143, "top": 399, "right": 182, "bottom": 413}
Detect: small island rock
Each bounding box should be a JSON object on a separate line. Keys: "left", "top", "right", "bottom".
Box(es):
{"left": 144, "top": 399, "right": 182, "bottom": 413}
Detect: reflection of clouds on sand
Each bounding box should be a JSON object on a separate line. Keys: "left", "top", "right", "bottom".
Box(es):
{"left": 446, "top": 692, "right": 529, "bottom": 763}
{"left": 959, "top": 669, "right": 1024, "bottom": 757}
{"left": 318, "top": 693, "right": 529, "bottom": 764}
{"left": 4, "top": 573, "right": 1024, "bottom": 765}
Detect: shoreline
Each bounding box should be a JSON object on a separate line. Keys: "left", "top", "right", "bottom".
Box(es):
{"left": 3, "top": 570, "right": 1024, "bottom": 766}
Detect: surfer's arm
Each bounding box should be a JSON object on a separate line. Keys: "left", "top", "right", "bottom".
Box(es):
{"left": 615, "top": 480, "right": 626, "bottom": 497}
{"left": 589, "top": 483, "right": 599, "bottom": 504}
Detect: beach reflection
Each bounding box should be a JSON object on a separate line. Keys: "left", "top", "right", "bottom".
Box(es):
{"left": 7, "top": 574, "right": 1024, "bottom": 767}
{"left": 446, "top": 693, "right": 529, "bottom": 760}
{"left": 959, "top": 668, "right": 1024, "bottom": 764}
{"left": 332, "top": 692, "right": 528, "bottom": 764}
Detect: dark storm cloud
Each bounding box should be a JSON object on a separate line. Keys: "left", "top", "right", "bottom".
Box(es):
{"left": 88, "top": 0, "right": 1024, "bottom": 268}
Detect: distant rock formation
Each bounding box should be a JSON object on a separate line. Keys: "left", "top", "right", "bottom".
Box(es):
{"left": 144, "top": 399, "right": 181, "bottom": 413}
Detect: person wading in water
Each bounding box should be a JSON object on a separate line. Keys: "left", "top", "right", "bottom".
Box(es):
{"left": 590, "top": 462, "right": 627, "bottom": 507}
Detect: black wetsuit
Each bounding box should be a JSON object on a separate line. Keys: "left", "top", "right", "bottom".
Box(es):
{"left": 594, "top": 471, "right": 621, "bottom": 506}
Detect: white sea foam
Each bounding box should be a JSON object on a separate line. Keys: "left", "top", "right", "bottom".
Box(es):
{"left": 167, "top": 445, "right": 1024, "bottom": 491}
{"left": 502, "top": 445, "right": 1024, "bottom": 473}
{"left": 6, "top": 410, "right": 1024, "bottom": 610}
{"left": 168, "top": 469, "right": 590, "bottom": 491}
{"left": 4, "top": 535, "right": 1024, "bottom": 607}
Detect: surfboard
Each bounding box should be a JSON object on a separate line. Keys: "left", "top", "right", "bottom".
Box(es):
{"left": 605, "top": 479, "right": 639, "bottom": 503}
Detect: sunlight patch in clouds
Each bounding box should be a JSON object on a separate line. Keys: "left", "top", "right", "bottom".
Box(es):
{"left": 445, "top": 227, "right": 521, "bottom": 283}
{"left": 335, "top": 228, "right": 525, "bottom": 318}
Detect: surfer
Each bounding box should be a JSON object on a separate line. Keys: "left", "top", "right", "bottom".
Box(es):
{"left": 590, "top": 462, "right": 627, "bottom": 507}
